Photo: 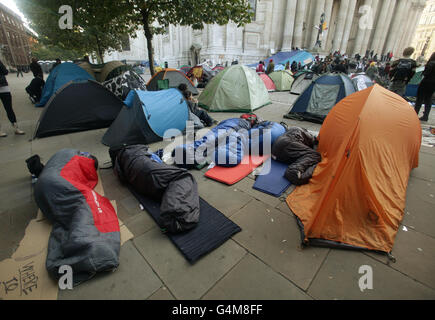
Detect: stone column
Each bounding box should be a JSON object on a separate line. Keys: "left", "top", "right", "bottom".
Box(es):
{"left": 371, "top": 0, "right": 392, "bottom": 55}
{"left": 391, "top": 0, "right": 411, "bottom": 55}
{"left": 360, "top": 0, "right": 380, "bottom": 55}
{"left": 282, "top": 0, "right": 298, "bottom": 51}
{"left": 396, "top": 2, "right": 418, "bottom": 56}
{"left": 332, "top": 0, "right": 350, "bottom": 52}
{"left": 383, "top": 0, "right": 407, "bottom": 54}
{"left": 353, "top": 0, "right": 372, "bottom": 55}
{"left": 404, "top": 2, "right": 425, "bottom": 50}
{"left": 293, "top": 0, "right": 308, "bottom": 48}
{"left": 321, "top": 0, "right": 334, "bottom": 51}
{"left": 340, "top": 0, "right": 357, "bottom": 53}
{"left": 377, "top": 0, "right": 396, "bottom": 55}
{"left": 309, "top": 0, "right": 325, "bottom": 50}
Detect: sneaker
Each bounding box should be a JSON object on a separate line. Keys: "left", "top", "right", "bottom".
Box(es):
{"left": 419, "top": 117, "right": 429, "bottom": 122}
{"left": 15, "top": 128, "right": 25, "bottom": 135}
{"left": 13, "top": 123, "right": 25, "bottom": 135}
{"left": 0, "top": 132, "right": 7, "bottom": 138}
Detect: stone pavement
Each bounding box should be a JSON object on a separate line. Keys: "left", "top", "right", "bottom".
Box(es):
{"left": 0, "top": 72, "right": 434, "bottom": 300}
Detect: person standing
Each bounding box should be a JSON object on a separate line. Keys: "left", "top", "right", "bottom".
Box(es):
{"left": 415, "top": 52, "right": 435, "bottom": 122}
{"left": 29, "top": 58, "right": 43, "bottom": 80}
{"left": 266, "top": 59, "right": 274, "bottom": 75}
{"left": 389, "top": 47, "right": 417, "bottom": 97}
{"left": 256, "top": 61, "right": 265, "bottom": 73}
{"left": 16, "top": 66, "right": 23, "bottom": 77}
{"left": 50, "top": 58, "right": 61, "bottom": 72}
{"left": 0, "top": 60, "right": 25, "bottom": 137}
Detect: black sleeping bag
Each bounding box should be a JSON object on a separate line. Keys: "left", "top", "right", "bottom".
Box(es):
{"left": 34, "top": 149, "right": 120, "bottom": 286}
{"left": 272, "top": 127, "right": 321, "bottom": 185}
{"left": 110, "top": 145, "right": 200, "bottom": 233}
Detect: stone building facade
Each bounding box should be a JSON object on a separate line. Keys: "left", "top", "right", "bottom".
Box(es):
{"left": 105, "top": 0, "right": 427, "bottom": 67}
{"left": 411, "top": 0, "right": 435, "bottom": 61}
{"left": 0, "top": 2, "right": 31, "bottom": 69}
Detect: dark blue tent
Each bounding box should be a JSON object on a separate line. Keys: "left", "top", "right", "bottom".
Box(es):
{"left": 102, "top": 89, "right": 189, "bottom": 147}
{"left": 285, "top": 73, "right": 356, "bottom": 123}
{"left": 36, "top": 62, "right": 95, "bottom": 107}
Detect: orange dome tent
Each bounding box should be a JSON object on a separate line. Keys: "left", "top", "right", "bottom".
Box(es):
{"left": 287, "top": 84, "right": 421, "bottom": 253}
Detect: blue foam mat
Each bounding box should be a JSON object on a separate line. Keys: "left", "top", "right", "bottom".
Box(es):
{"left": 253, "top": 159, "right": 291, "bottom": 197}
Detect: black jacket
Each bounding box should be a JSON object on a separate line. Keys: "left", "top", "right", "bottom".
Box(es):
{"left": 272, "top": 127, "right": 321, "bottom": 186}
{"left": 30, "top": 61, "right": 43, "bottom": 78}
{"left": 0, "top": 60, "right": 9, "bottom": 87}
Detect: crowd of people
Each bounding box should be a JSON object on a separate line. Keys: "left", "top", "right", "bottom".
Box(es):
{"left": 257, "top": 46, "right": 434, "bottom": 122}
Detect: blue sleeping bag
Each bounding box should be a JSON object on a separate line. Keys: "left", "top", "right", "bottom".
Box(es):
{"left": 174, "top": 119, "right": 285, "bottom": 168}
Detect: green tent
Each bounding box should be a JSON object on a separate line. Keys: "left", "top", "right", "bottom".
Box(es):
{"left": 198, "top": 65, "right": 271, "bottom": 112}
{"left": 409, "top": 66, "right": 425, "bottom": 85}
{"left": 268, "top": 70, "right": 294, "bottom": 91}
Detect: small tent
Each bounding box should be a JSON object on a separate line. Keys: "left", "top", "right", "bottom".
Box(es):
{"left": 290, "top": 72, "right": 319, "bottom": 95}
{"left": 36, "top": 62, "right": 95, "bottom": 107}
{"left": 259, "top": 73, "right": 276, "bottom": 92}
{"left": 351, "top": 73, "right": 374, "bottom": 91}
{"left": 268, "top": 70, "right": 294, "bottom": 91}
{"left": 102, "top": 89, "right": 189, "bottom": 148}
{"left": 286, "top": 84, "right": 421, "bottom": 253}
{"left": 102, "top": 70, "right": 147, "bottom": 100}
{"left": 198, "top": 65, "right": 271, "bottom": 112}
{"left": 285, "top": 73, "right": 356, "bottom": 123}
{"left": 147, "top": 68, "right": 199, "bottom": 94}
{"left": 34, "top": 80, "right": 124, "bottom": 138}
{"left": 179, "top": 65, "right": 191, "bottom": 74}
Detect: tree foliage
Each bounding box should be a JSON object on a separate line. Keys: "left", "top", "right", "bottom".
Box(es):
{"left": 16, "top": 0, "right": 137, "bottom": 63}
{"left": 124, "top": 0, "right": 254, "bottom": 75}
{"left": 30, "top": 42, "right": 85, "bottom": 61}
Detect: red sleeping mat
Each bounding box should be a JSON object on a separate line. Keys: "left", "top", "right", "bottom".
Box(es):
{"left": 204, "top": 155, "right": 268, "bottom": 185}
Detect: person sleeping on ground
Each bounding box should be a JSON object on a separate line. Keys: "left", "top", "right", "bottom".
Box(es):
{"left": 271, "top": 127, "right": 321, "bottom": 186}
{"left": 178, "top": 83, "right": 217, "bottom": 127}
{"left": 109, "top": 144, "right": 200, "bottom": 233}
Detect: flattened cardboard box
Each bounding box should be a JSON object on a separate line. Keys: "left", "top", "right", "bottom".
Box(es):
{"left": 0, "top": 172, "right": 133, "bottom": 300}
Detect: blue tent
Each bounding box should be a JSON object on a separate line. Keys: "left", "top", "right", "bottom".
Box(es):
{"left": 102, "top": 89, "right": 189, "bottom": 147}
{"left": 36, "top": 62, "right": 94, "bottom": 107}
{"left": 285, "top": 73, "right": 356, "bottom": 123}
{"left": 247, "top": 50, "right": 314, "bottom": 70}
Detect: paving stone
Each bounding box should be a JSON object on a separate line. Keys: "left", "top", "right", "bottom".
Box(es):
{"left": 404, "top": 176, "right": 435, "bottom": 237}
{"left": 133, "top": 228, "right": 246, "bottom": 300}
{"left": 203, "top": 254, "right": 311, "bottom": 300}
{"left": 147, "top": 286, "right": 175, "bottom": 300}
{"left": 0, "top": 201, "right": 38, "bottom": 260}
{"left": 0, "top": 178, "right": 32, "bottom": 212}
{"left": 232, "top": 176, "right": 283, "bottom": 209}
{"left": 366, "top": 227, "right": 435, "bottom": 290}
{"left": 59, "top": 241, "right": 162, "bottom": 300}
{"left": 411, "top": 152, "right": 435, "bottom": 182}
{"left": 194, "top": 173, "right": 253, "bottom": 217}
{"left": 308, "top": 250, "right": 435, "bottom": 300}
{"left": 231, "top": 200, "right": 329, "bottom": 290}
{"left": 406, "top": 176, "right": 435, "bottom": 206}
{"left": 125, "top": 211, "right": 156, "bottom": 238}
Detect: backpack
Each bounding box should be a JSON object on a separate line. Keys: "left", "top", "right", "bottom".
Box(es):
{"left": 240, "top": 113, "right": 259, "bottom": 127}
{"left": 392, "top": 59, "right": 413, "bottom": 81}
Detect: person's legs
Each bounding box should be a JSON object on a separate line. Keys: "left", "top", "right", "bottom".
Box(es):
{"left": 0, "top": 92, "right": 25, "bottom": 135}
{"left": 194, "top": 109, "right": 215, "bottom": 127}
{"left": 415, "top": 85, "right": 425, "bottom": 115}
{"left": 421, "top": 88, "right": 434, "bottom": 121}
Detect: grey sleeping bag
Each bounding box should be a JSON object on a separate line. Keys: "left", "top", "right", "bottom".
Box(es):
{"left": 34, "top": 149, "right": 120, "bottom": 286}
{"left": 110, "top": 145, "right": 200, "bottom": 233}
